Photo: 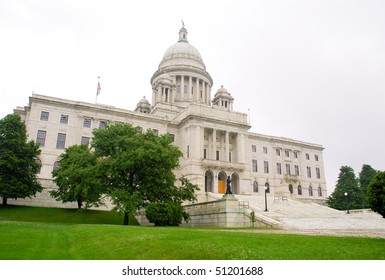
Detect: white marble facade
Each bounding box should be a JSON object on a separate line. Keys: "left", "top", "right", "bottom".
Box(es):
{"left": 13, "top": 25, "right": 327, "bottom": 207}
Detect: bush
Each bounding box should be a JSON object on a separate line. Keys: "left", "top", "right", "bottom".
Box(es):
{"left": 145, "top": 202, "right": 186, "bottom": 226}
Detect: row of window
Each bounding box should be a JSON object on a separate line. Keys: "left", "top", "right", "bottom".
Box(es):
{"left": 251, "top": 145, "right": 319, "bottom": 161}
{"left": 36, "top": 130, "right": 90, "bottom": 149}
{"left": 40, "top": 111, "right": 110, "bottom": 130}
{"left": 252, "top": 181, "right": 323, "bottom": 197}
{"left": 251, "top": 160, "right": 321, "bottom": 179}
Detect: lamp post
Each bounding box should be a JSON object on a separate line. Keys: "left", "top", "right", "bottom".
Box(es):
{"left": 264, "top": 186, "right": 268, "bottom": 212}
{"left": 344, "top": 192, "right": 350, "bottom": 214}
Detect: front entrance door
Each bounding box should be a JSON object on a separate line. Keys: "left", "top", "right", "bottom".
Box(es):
{"left": 218, "top": 180, "right": 225, "bottom": 194}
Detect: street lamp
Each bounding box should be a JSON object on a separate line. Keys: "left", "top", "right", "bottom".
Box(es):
{"left": 344, "top": 192, "right": 350, "bottom": 214}
{"left": 264, "top": 186, "right": 268, "bottom": 212}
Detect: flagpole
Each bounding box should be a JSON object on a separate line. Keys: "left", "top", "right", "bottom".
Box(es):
{"left": 95, "top": 76, "right": 100, "bottom": 104}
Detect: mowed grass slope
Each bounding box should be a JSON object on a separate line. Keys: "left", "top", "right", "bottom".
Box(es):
{"left": 1, "top": 206, "right": 384, "bottom": 260}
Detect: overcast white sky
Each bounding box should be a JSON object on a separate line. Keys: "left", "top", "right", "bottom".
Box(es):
{"left": 1, "top": 0, "right": 384, "bottom": 194}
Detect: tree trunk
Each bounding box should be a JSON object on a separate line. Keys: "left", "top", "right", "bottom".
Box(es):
{"left": 77, "top": 199, "right": 83, "bottom": 209}
{"left": 123, "top": 212, "right": 129, "bottom": 225}
{"left": 2, "top": 197, "right": 7, "bottom": 206}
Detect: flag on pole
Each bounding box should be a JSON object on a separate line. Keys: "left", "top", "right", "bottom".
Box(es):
{"left": 96, "top": 80, "right": 101, "bottom": 96}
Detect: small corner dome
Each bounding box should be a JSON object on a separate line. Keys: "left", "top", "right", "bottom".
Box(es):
{"left": 138, "top": 96, "right": 150, "bottom": 105}
{"left": 215, "top": 85, "right": 232, "bottom": 98}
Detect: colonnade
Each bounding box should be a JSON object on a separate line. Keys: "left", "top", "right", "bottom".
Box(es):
{"left": 152, "top": 74, "right": 212, "bottom": 106}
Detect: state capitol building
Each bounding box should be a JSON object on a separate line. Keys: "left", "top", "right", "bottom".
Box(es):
{"left": 13, "top": 25, "right": 327, "bottom": 208}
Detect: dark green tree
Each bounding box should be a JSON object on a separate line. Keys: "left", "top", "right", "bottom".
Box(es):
{"left": 145, "top": 177, "right": 198, "bottom": 226}
{"left": 327, "top": 166, "right": 361, "bottom": 211}
{"left": 367, "top": 171, "right": 385, "bottom": 218}
{"left": 358, "top": 164, "right": 378, "bottom": 208}
{"left": 0, "top": 113, "right": 42, "bottom": 205}
{"left": 50, "top": 144, "right": 104, "bottom": 209}
{"left": 92, "top": 123, "right": 198, "bottom": 225}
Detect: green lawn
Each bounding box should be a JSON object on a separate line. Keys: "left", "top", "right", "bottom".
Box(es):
{"left": 1, "top": 205, "right": 384, "bottom": 260}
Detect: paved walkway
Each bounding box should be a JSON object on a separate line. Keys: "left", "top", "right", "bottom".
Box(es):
{"left": 212, "top": 193, "right": 385, "bottom": 238}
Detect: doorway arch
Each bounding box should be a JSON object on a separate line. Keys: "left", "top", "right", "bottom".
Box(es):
{"left": 204, "top": 170, "right": 214, "bottom": 192}
{"left": 217, "top": 171, "right": 227, "bottom": 194}
{"left": 230, "top": 172, "right": 240, "bottom": 194}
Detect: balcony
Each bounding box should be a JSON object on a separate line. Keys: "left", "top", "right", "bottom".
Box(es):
{"left": 201, "top": 159, "right": 245, "bottom": 171}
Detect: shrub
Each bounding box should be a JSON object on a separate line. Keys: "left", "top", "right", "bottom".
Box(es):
{"left": 145, "top": 202, "right": 186, "bottom": 226}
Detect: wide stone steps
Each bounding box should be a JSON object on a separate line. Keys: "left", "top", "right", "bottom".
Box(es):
{"left": 205, "top": 192, "right": 385, "bottom": 231}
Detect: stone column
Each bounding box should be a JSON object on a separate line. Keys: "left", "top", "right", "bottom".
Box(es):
{"left": 196, "top": 78, "right": 200, "bottom": 102}
{"left": 157, "top": 86, "right": 162, "bottom": 103}
{"left": 188, "top": 76, "right": 192, "bottom": 100}
{"left": 225, "top": 131, "right": 229, "bottom": 162}
{"left": 211, "top": 129, "right": 216, "bottom": 160}
{"left": 201, "top": 81, "right": 205, "bottom": 104}
{"left": 238, "top": 133, "right": 245, "bottom": 163}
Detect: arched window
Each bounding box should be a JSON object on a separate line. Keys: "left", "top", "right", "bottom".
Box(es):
{"left": 309, "top": 186, "right": 313, "bottom": 196}
{"left": 53, "top": 161, "right": 60, "bottom": 171}
{"left": 288, "top": 184, "right": 293, "bottom": 194}
{"left": 318, "top": 186, "right": 322, "bottom": 197}
{"left": 36, "top": 158, "right": 42, "bottom": 174}
{"left": 253, "top": 181, "right": 258, "bottom": 193}
{"left": 298, "top": 185, "right": 302, "bottom": 195}
{"left": 265, "top": 182, "right": 270, "bottom": 193}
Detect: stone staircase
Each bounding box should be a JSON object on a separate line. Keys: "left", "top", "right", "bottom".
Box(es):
{"left": 205, "top": 192, "right": 385, "bottom": 231}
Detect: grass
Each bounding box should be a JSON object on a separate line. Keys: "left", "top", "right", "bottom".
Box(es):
{"left": 1, "top": 205, "right": 385, "bottom": 260}
{"left": 0, "top": 204, "right": 138, "bottom": 225}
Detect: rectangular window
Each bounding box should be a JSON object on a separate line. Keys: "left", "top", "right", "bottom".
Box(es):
{"left": 285, "top": 150, "right": 290, "bottom": 157}
{"left": 187, "top": 145, "right": 190, "bottom": 158}
{"left": 169, "top": 134, "right": 175, "bottom": 142}
{"left": 277, "top": 163, "right": 282, "bottom": 175}
{"left": 83, "top": 118, "right": 92, "bottom": 128}
{"left": 216, "top": 151, "right": 219, "bottom": 160}
{"left": 60, "top": 114, "right": 69, "bottom": 124}
{"left": 99, "top": 121, "right": 107, "bottom": 130}
{"left": 203, "top": 149, "right": 207, "bottom": 159}
{"left": 81, "top": 136, "right": 90, "bottom": 146}
{"left": 264, "top": 161, "right": 269, "bottom": 173}
{"left": 306, "top": 153, "right": 310, "bottom": 160}
{"left": 276, "top": 148, "right": 281, "bottom": 156}
{"left": 294, "top": 164, "right": 300, "bottom": 176}
{"left": 307, "top": 166, "right": 312, "bottom": 178}
{"left": 315, "top": 155, "right": 319, "bottom": 161}
{"left": 286, "top": 163, "right": 291, "bottom": 175}
{"left": 252, "top": 160, "right": 258, "bottom": 172}
{"left": 294, "top": 151, "right": 298, "bottom": 158}
{"left": 152, "top": 129, "right": 159, "bottom": 136}
{"left": 263, "top": 147, "right": 268, "bottom": 154}
{"left": 56, "top": 133, "right": 66, "bottom": 149}
{"left": 184, "top": 85, "right": 187, "bottom": 94}
{"left": 316, "top": 167, "right": 321, "bottom": 179}
{"left": 252, "top": 145, "right": 256, "bottom": 152}
{"left": 177, "top": 85, "right": 181, "bottom": 93}
{"left": 40, "top": 111, "right": 49, "bottom": 121}
{"left": 229, "top": 152, "right": 231, "bottom": 162}
{"left": 36, "top": 130, "right": 47, "bottom": 147}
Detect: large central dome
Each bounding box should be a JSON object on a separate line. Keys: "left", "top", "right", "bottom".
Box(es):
{"left": 158, "top": 26, "right": 206, "bottom": 71}
{"left": 150, "top": 25, "right": 213, "bottom": 109}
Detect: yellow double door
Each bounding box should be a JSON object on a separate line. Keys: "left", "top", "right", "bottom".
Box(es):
{"left": 218, "top": 180, "right": 225, "bottom": 194}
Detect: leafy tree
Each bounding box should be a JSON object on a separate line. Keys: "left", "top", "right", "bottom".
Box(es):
{"left": 92, "top": 123, "right": 198, "bottom": 225}
{"left": 358, "top": 164, "right": 378, "bottom": 208}
{"left": 50, "top": 145, "right": 104, "bottom": 209}
{"left": 367, "top": 171, "right": 385, "bottom": 218}
{"left": 0, "top": 113, "right": 42, "bottom": 205}
{"left": 327, "top": 166, "right": 362, "bottom": 210}
{"left": 145, "top": 177, "right": 198, "bottom": 226}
